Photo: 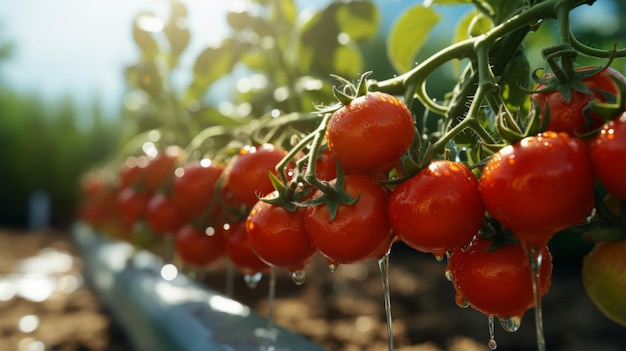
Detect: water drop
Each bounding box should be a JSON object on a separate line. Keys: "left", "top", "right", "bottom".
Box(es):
{"left": 499, "top": 316, "right": 522, "bottom": 333}
{"left": 378, "top": 253, "right": 395, "bottom": 351}
{"left": 488, "top": 315, "right": 498, "bottom": 350}
{"left": 444, "top": 269, "right": 453, "bottom": 281}
{"left": 526, "top": 243, "right": 547, "bottom": 351}
{"left": 433, "top": 254, "right": 444, "bottom": 261}
{"left": 244, "top": 272, "right": 263, "bottom": 289}
{"left": 291, "top": 270, "right": 306, "bottom": 285}
{"left": 328, "top": 263, "right": 337, "bottom": 272}
{"left": 455, "top": 292, "right": 469, "bottom": 308}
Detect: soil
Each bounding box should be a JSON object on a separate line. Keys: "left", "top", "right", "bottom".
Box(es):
{"left": 0, "top": 228, "right": 624, "bottom": 351}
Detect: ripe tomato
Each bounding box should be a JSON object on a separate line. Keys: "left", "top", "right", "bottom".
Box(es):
{"left": 175, "top": 224, "right": 225, "bottom": 268}
{"left": 479, "top": 131, "right": 595, "bottom": 248}
{"left": 222, "top": 144, "right": 288, "bottom": 208}
{"left": 143, "top": 145, "right": 185, "bottom": 192}
{"left": 304, "top": 174, "right": 392, "bottom": 265}
{"left": 326, "top": 91, "right": 414, "bottom": 172}
{"left": 582, "top": 238, "right": 626, "bottom": 327}
{"left": 222, "top": 221, "right": 271, "bottom": 275}
{"left": 590, "top": 112, "right": 626, "bottom": 201}
{"left": 388, "top": 160, "right": 485, "bottom": 257}
{"left": 531, "top": 67, "right": 626, "bottom": 136}
{"left": 171, "top": 159, "right": 224, "bottom": 218}
{"left": 145, "top": 193, "right": 187, "bottom": 235}
{"left": 116, "top": 187, "right": 150, "bottom": 226}
{"left": 246, "top": 193, "right": 317, "bottom": 271}
{"left": 118, "top": 155, "right": 149, "bottom": 189}
{"left": 448, "top": 236, "right": 552, "bottom": 319}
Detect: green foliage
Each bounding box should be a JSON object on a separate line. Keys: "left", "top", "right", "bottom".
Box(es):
{"left": 0, "top": 90, "right": 120, "bottom": 228}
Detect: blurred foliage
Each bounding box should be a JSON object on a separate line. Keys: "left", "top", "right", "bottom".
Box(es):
{"left": 0, "top": 89, "right": 121, "bottom": 228}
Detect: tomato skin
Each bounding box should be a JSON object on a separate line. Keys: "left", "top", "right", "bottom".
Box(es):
{"left": 582, "top": 238, "right": 626, "bottom": 327}
{"left": 144, "top": 145, "right": 185, "bottom": 191}
{"left": 175, "top": 224, "right": 225, "bottom": 268}
{"left": 145, "top": 193, "right": 187, "bottom": 235}
{"left": 479, "top": 131, "right": 595, "bottom": 247}
{"left": 116, "top": 187, "right": 150, "bottom": 226}
{"left": 448, "top": 236, "right": 553, "bottom": 318}
{"left": 246, "top": 193, "right": 317, "bottom": 271}
{"left": 590, "top": 112, "right": 626, "bottom": 201}
{"left": 388, "top": 160, "right": 485, "bottom": 257}
{"left": 223, "top": 144, "right": 288, "bottom": 209}
{"left": 531, "top": 67, "right": 626, "bottom": 136}
{"left": 222, "top": 221, "right": 271, "bottom": 275}
{"left": 171, "top": 160, "right": 224, "bottom": 218}
{"left": 326, "top": 91, "right": 414, "bottom": 172}
{"left": 304, "top": 175, "right": 392, "bottom": 265}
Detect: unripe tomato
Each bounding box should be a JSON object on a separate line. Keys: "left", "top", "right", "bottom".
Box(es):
{"left": 479, "top": 131, "right": 595, "bottom": 248}
{"left": 448, "top": 236, "right": 552, "bottom": 319}
{"left": 326, "top": 91, "right": 414, "bottom": 172}
{"left": 388, "top": 160, "right": 485, "bottom": 257}
{"left": 246, "top": 193, "right": 317, "bottom": 271}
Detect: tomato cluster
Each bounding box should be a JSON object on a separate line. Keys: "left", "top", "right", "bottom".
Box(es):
{"left": 78, "top": 64, "right": 626, "bottom": 344}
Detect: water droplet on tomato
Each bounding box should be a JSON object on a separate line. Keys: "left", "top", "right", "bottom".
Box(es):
{"left": 488, "top": 315, "right": 498, "bottom": 350}
{"left": 433, "top": 254, "right": 444, "bottom": 261}
{"left": 444, "top": 269, "right": 453, "bottom": 281}
{"left": 455, "top": 292, "right": 469, "bottom": 308}
{"left": 291, "top": 270, "right": 306, "bottom": 285}
{"left": 499, "top": 316, "right": 522, "bottom": 333}
{"left": 328, "top": 264, "right": 337, "bottom": 272}
{"left": 244, "top": 272, "right": 263, "bottom": 289}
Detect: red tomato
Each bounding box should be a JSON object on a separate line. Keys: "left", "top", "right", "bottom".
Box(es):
{"left": 304, "top": 174, "right": 392, "bottom": 265}
{"left": 222, "top": 221, "right": 271, "bottom": 275}
{"left": 119, "top": 155, "right": 149, "bottom": 189}
{"left": 246, "top": 193, "right": 317, "bottom": 271}
{"left": 116, "top": 187, "right": 150, "bottom": 226}
{"left": 175, "top": 224, "right": 225, "bottom": 268}
{"left": 388, "top": 160, "right": 485, "bottom": 257}
{"left": 145, "top": 193, "right": 187, "bottom": 235}
{"left": 326, "top": 91, "right": 414, "bottom": 172}
{"left": 171, "top": 159, "right": 224, "bottom": 218}
{"left": 222, "top": 144, "right": 288, "bottom": 208}
{"left": 531, "top": 67, "right": 626, "bottom": 136}
{"left": 143, "top": 145, "right": 185, "bottom": 192}
{"left": 590, "top": 112, "right": 626, "bottom": 201}
{"left": 479, "top": 131, "right": 595, "bottom": 248}
{"left": 448, "top": 236, "right": 552, "bottom": 319}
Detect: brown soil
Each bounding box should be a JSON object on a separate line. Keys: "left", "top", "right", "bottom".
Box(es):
{"left": 0, "top": 228, "right": 624, "bottom": 351}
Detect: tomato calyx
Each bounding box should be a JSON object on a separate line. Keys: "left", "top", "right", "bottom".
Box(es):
{"left": 494, "top": 103, "right": 547, "bottom": 145}
{"left": 296, "top": 161, "right": 359, "bottom": 222}
{"left": 586, "top": 75, "right": 626, "bottom": 125}
{"left": 477, "top": 217, "right": 520, "bottom": 252}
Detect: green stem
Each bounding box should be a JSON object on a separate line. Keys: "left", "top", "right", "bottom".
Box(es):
{"left": 303, "top": 113, "right": 337, "bottom": 197}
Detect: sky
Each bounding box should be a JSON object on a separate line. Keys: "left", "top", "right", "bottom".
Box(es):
{"left": 0, "top": 0, "right": 232, "bottom": 116}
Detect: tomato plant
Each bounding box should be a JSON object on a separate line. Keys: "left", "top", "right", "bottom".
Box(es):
{"left": 246, "top": 192, "right": 317, "bottom": 272}
{"left": 326, "top": 91, "right": 414, "bottom": 173}
{"left": 222, "top": 144, "right": 289, "bottom": 209}
{"left": 388, "top": 160, "right": 485, "bottom": 257}
{"left": 479, "top": 131, "right": 595, "bottom": 248}
{"left": 222, "top": 221, "right": 271, "bottom": 275}
{"left": 448, "top": 236, "right": 553, "bottom": 320}
{"left": 304, "top": 174, "right": 392, "bottom": 266}
{"left": 590, "top": 112, "right": 626, "bottom": 201}
{"left": 531, "top": 67, "right": 626, "bottom": 136}
{"left": 175, "top": 224, "right": 225, "bottom": 268}
{"left": 145, "top": 192, "right": 187, "bottom": 235}
{"left": 171, "top": 159, "right": 224, "bottom": 218}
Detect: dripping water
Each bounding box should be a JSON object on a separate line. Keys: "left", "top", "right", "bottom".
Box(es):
{"left": 378, "top": 252, "right": 394, "bottom": 351}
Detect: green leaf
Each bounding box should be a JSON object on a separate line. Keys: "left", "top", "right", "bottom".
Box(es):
{"left": 387, "top": 5, "right": 440, "bottom": 74}
{"left": 272, "top": 0, "right": 298, "bottom": 26}
{"left": 335, "top": 1, "right": 379, "bottom": 42}
{"left": 427, "top": 0, "right": 471, "bottom": 5}
{"left": 187, "top": 39, "right": 239, "bottom": 98}
{"left": 333, "top": 43, "right": 364, "bottom": 79}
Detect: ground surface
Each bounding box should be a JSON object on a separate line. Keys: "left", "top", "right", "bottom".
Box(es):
{"left": 0, "top": 228, "right": 624, "bottom": 351}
